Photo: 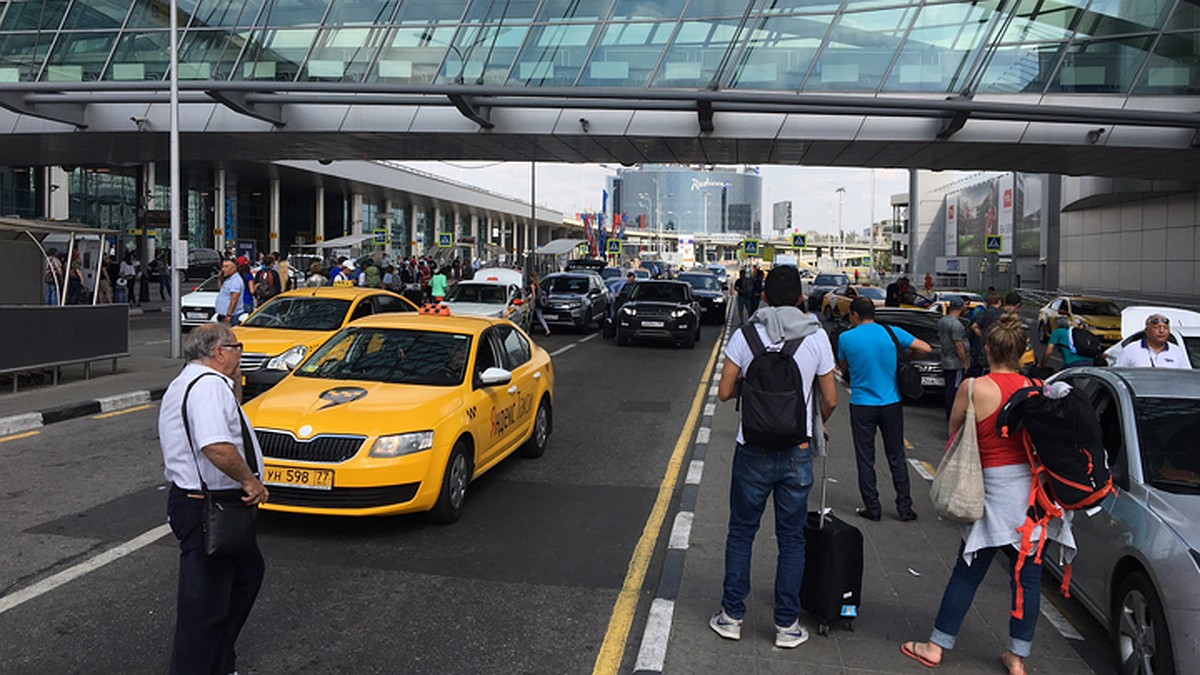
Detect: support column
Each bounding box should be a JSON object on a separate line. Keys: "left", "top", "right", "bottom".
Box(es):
{"left": 269, "top": 178, "right": 281, "bottom": 253}
{"left": 46, "top": 167, "right": 69, "bottom": 220}
{"left": 214, "top": 167, "right": 227, "bottom": 252}
{"left": 315, "top": 186, "right": 326, "bottom": 244}
{"left": 351, "top": 193, "right": 364, "bottom": 235}
{"left": 410, "top": 204, "right": 421, "bottom": 254}
{"left": 143, "top": 162, "right": 156, "bottom": 266}
{"left": 434, "top": 206, "right": 443, "bottom": 244}
{"left": 383, "top": 198, "right": 394, "bottom": 259}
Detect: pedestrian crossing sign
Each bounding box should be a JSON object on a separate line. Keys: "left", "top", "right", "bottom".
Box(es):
{"left": 438, "top": 232, "right": 454, "bottom": 248}
{"left": 792, "top": 233, "right": 807, "bottom": 249}
{"left": 743, "top": 239, "right": 760, "bottom": 256}
{"left": 373, "top": 228, "right": 387, "bottom": 244}
{"left": 606, "top": 238, "right": 622, "bottom": 255}
{"left": 985, "top": 235, "right": 1003, "bottom": 252}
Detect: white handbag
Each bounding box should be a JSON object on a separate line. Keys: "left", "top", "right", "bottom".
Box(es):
{"left": 930, "top": 379, "right": 985, "bottom": 523}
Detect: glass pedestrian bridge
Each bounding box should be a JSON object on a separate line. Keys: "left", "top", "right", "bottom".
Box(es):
{"left": 1, "top": 0, "right": 1199, "bottom": 180}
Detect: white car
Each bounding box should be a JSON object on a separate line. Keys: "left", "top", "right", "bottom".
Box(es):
{"left": 443, "top": 267, "right": 529, "bottom": 330}
{"left": 180, "top": 275, "right": 221, "bottom": 328}
{"left": 1103, "top": 306, "right": 1200, "bottom": 368}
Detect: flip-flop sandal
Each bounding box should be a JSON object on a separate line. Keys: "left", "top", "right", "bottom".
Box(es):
{"left": 901, "top": 642, "right": 940, "bottom": 668}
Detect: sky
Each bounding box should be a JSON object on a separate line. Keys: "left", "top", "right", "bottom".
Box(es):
{"left": 402, "top": 162, "right": 911, "bottom": 237}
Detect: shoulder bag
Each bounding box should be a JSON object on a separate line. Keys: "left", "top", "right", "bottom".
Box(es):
{"left": 182, "top": 373, "right": 260, "bottom": 557}
{"left": 882, "top": 323, "right": 924, "bottom": 400}
{"left": 930, "top": 379, "right": 985, "bottom": 523}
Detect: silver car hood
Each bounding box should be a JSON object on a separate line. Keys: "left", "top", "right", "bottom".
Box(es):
{"left": 1148, "top": 488, "right": 1200, "bottom": 551}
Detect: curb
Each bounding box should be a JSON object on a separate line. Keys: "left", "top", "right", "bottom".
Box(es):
{"left": 127, "top": 306, "right": 166, "bottom": 316}
{"left": 0, "top": 386, "right": 169, "bottom": 432}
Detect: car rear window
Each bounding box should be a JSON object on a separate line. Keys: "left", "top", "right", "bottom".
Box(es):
{"left": 447, "top": 283, "right": 507, "bottom": 304}
{"left": 545, "top": 277, "right": 589, "bottom": 294}
{"left": 242, "top": 298, "right": 351, "bottom": 331}
{"left": 815, "top": 274, "right": 849, "bottom": 286}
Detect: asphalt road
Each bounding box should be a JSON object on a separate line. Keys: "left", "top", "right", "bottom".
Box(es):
{"left": 0, "top": 308, "right": 1115, "bottom": 674}
{"left": 0, "top": 318, "right": 718, "bottom": 675}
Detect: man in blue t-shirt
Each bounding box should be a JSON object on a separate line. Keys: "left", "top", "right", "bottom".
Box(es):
{"left": 1040, "top": 315, "right": 1094, "bottom": 370}
{"left": 837, "top": 298, "right": 932, "bottom": 522}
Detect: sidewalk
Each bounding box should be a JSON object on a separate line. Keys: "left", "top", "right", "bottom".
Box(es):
{"left": 640, "top": 342, "right": 1096, "bottom": 674}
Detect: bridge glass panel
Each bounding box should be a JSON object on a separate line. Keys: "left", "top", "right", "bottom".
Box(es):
{"left": 1046, "top": 36, "right": 1152, "bottom": 94}
{"left": 438, "top": 23, "right": 530, "bottom": 85}
{"left": 106, "top": 30, "right": 172, "bottom": 80}
{"left": 394, "top": 0, "right": 469, "bottom": 24}
{"left": 1076, "top": 0, "right": 1173, "bottom": 38}
{"left": 1133, "top": 30, "right": 1200, "bottom": 94}
{"left": 610, "top": 0, "right": 687, "bottom": 21}
{"left": 42, "top": 32, "right": 117, "bottom": 82}
{"left": 325, "top": 0, "right": 400, "bottom": 26}
{"left": 509, "top": 23, "right": 600, "bottom": 86}
{"left": 536, "top": 0, "right": 615, "bottom": 23}
{"left": 1165, "top": 1, "right": 1200, "bottom": 31}
{"left": 761, "top": 0, "right": 845, "bottom": 13}
{"left": 188, "top": 0, "right": 264, "bottom": 28}
{"left": 463, "top": 0, "right": 541, "bottom": 23}
{"left": 257, "top": 0, "right": 331, "bottom": 27}
{"left": 125, "top": 0, "right": 201, "bottom": 29}
{"left": 0, "top": 33, "right": 54, "bottom": 82}
{"left": 805, "top": 7, "right": 917, "bottom": 91}
{"left": 371, "top": 25, "right": 454, "bottom": 83}
{"left": 302, "top": 27, "right": 387, "bottom": 82}
{"left": 1000, "top": 0, "right": 1085, "bottom": 43}
{"left": 62, "top": 0, "right": 133, "bottom": 30}
{"left": 577, "top": 20, "right": 672, "bottom": 86}
{"left": 180, "top": 28, "right": 247, "bottom": 80}
{"left": 729, "top": 13, "right": 829, "bottom": 91}
{"left": 976, "top": 42, "right": 1064, "bottom": 94}
{"left": 0, "top": 0, "right": 69, "bottom": 31}
{"left": 651, "top": 19, "right": 745, "bottom": 88}
{"left": 238, "top": 27, "right": 318, "bottom": 81}
{"left": 883, "top": 0, "right": 998, "bottom": 93}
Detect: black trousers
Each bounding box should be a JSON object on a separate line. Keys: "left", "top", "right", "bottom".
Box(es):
{"left": 943, "top": 368, "right": 964, "bottom": 420}
{"left": 168, "top": 485, "right": 264, "bottom": 675}
{"left": 849, "top": 403, "right": 912, "bottom": 514}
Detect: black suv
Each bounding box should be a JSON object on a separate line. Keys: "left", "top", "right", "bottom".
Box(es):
{"left": 677, "top": 271, "right": 728, "bottom": 324}
{"left": 185, "top": 247, "right": 222, "bottom": 280}
{"left": 541, "top": 272, "right": 610, "bottom": 331}
{"left": 615, "top": 280, "right": 702, "bottom": 348}
{"left": 807, "top": 272, "right": 850, "bottom": 312}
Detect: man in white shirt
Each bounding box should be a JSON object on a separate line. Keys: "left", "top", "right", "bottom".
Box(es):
{"left": 1115, "top": 313, "right": 1192, "bottom": 369}
{"left": 159, "top": 323, "right": 268, "bottom": 675}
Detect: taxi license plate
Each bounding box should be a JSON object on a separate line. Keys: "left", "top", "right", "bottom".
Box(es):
{"left": 643, "top": 320, "right": 665, "bottom": 328}
{"left": 921, "top": 375, "right": 944, "bottom": 387}
{"left": 263, "top": 465, "right": 334, "bottom": 490}
{"left": 543, "top": 314, "right": 558, "bottom": 320}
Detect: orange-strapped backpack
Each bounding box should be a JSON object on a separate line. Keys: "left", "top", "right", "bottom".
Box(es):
{"left": 997, "top": 380, "right": 1115, "bottom": 619}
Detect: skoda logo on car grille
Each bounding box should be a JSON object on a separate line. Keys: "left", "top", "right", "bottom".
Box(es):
{"left": 318, "top": 387, "right": 368, "bottom": 410}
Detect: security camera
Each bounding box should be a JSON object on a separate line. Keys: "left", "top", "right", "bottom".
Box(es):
{"left": 318, "top": 159, "right": 333, "bottom": 165}
{"left": 130, "top": 116, "right": 149, "bottom": 130}
{"left": 578, "top": 117, "right": 590, "bottom": 132}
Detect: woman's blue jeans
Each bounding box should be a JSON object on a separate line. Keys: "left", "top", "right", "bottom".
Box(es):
{"left": 721, "top": 442, "right": 813, "bottom": 627}
{"left": 930, "top": 542, "right": 1043, "bottom": 658}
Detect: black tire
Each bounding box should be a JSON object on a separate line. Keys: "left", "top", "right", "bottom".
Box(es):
{"left": 427, "top": 440, "right": 472, "bottom": 525}
{"left": 617, "top": 329, "right": 629, "bottom": 346}
{"left": 1038, "top": 321, "right": 1049, "bottom": 343}
{"left": 520, "top": 398, "right": 551, "bottom": 458}
{"left": 1114, "top": 572, "right": 1175, "bottom": 675}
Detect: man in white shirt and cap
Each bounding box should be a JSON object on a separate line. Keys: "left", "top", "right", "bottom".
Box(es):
{"left": 159, "top": 323, "right": 269, "bottom": 675}
{"left": 1115, "top": 313, "right": 1192, "bottom": 369}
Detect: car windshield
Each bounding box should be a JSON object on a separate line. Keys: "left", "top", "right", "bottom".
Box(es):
{"left": 545, "top": 277, "right": 589, "bottom": 294}
{"left": 630, "top": 283, "right": 686, "bottom": 303}
{"left": 601, "top": 268, "right": 623, "bottom": 279}
{"left": 295, "top": 328, "right": 472, "bottom": 386}
{"left": 859, "top": 287, "right": 886, "bottom": 301}
{"left": 242, "top": 297, "right": 351, "bottom": 331}
{"left": 633, "top": 269, "right": 650, "bottom": 279}
{"left": 815, "top": 274, "right": 849, "bottom": 286}
{"left": 193, "top": 275, "right": 220, "bottom": 292}
{"left": 1073, "top": 301, "right": 1120, "bottom": 316}
{"left": 1135, "top": 397, "right": 1200, "bottom": 493}
{"left": 680, "top": 274, "right": 720, "bottom": 291}
{"left": 446, "top": 283, "right": 507, "bottom": 304}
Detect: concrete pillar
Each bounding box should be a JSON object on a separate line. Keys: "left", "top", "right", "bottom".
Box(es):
{"left": 269, "top": 177, "right": 281, "bottom": 253}
{"left": 410, "top": 203, "right": 421, "bottom": 254}
{"left": 470, "top": 213, "right": 479, "bottom": 261}
{"left": 46, "top": 166, "right": 69, "bottom": 220}
{"left": 214, "top": 167, "right": 227, "bottom": 252}
{"left": 383, "top": 198, "right": 394, "bottom": 259}
{"left": 315, "top": 186, "right": 325, "bottom": 244}
{"left": 434, "top": 206, "right": 443, "bottom": 244}
{"left": 351, "top": 193, "right": 364, "bottom": 235}
{"left": 142, "top": 162, "right": 156, "bottom": 264}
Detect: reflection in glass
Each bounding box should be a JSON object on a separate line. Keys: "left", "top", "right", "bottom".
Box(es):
{"left": 0, "top": 33, "right": 55, "bottom": 81}
{"left": 372, "top": 25, "right": 453, "bottom": 83}
{"left": 806, "top": 7, "right": 917, "bottom": 91}
{"left": 1134, "top": 30, "right": 1200, "bottom": 94}
{"left": 611, "top": 0, "right": 687, "bottom": 21}
{"left": 463, "top": 0, "right": 540, "bottom": 23}
{"left": 976, "top": 42, "right": 1063, "bottom": 93}
{"left": 1166, "top": 0, "right": 1200, "bottom": 31}
{"left": 302, "top": 27, "right": 387, "bottom": 82}
{"left": 884, "top": 1, "right": 999, "bottom": 92}
{"left": 761, "top": 0, "right": 845, "bottom": 13}
{"left": 62, "top": 0, "right": 132, "bottom": 30}
{"left": 577, "top": 21, "right": 672, "bottom": 86}
{"left": 181, "top": 29, "right": 250, "bottom": 80}
{"left": 394, "top": 0, "right": 469, "bottom": 24}
{"left": 43, "top": 32, "right": 117, "bottom": 82}
{"left": 1077, "top": 0, "right": 1173, "bottom": 39}
{"left": 1, "top": 0, "right": 70, "bottom": 31}
{"left": 325, "top": 0, "right": 399, "bottom": 26}
{"left": 509, "top": 23, "right": 598, "bottom": 86}
{"left": 536, "top": 0, "right": 614, "bottom": 22}
{"left": 190, "top": 0, "right": 264, "bottom": 28}
{"left": 730, "top": 14, "right": 829, "bottom": 90}
{"left": 438, "top": 23, "right": 529, "bottom": 85}
{"left": 999, "top": 0, "right": 1085, "bottom": 43}
{"left": 239, "top": 28, "right": 318, "bottom": 81}
{"left": 255, "top": 0, "right": 331, "bottom": 27}
{"left": 652, "top": 19, "right": 744, "bottom": 88}
{"left": 106, "top": 31, "right": 172, "bottom": 80}
{"left": 1048, "top": 36, "right": 1152, "bottom": 93}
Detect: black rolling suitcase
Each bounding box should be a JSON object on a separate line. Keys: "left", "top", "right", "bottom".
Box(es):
{"left": 801, "top": 455, "right": 864, "bottom": 636}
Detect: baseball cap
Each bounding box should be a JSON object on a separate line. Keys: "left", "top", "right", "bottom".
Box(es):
{"left": 236, "top": 255, "right": 250, "bottom": 266}
{"left": 948, "top": 297, "right": 965, "bottom": 309}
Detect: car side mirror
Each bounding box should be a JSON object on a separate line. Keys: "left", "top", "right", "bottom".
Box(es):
{"left": 512, "top": 298, "right": 524, "bottom": 305}
{"left": 477, "top": 366, "right": 512, "bottom": 387}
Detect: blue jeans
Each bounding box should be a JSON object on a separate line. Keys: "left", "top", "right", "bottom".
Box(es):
{"left": 44, "top": 283, "right": 59, "bottom": 305}
{"left": 930, "top": 542, "right": 1042, "bottom": 658}
{"left": 721, "top": 442, "right": 813, "bottom": 627}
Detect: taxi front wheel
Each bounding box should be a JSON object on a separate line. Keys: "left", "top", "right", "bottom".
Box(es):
{"left": 428, "top": 440, "right": 472, "bottom": 525}
{"left": 520, "top": 398, "right": 551, "bottom": 459}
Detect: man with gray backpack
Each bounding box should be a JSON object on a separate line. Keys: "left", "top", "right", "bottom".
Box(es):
{"left": 710, "top": 265, "right": 839, "bottom": 648}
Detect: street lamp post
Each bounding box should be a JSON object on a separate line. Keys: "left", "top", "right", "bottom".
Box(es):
{"left": 168, "top": 0, "right": 182, "bottom": 359}
{"left": 835, "top": 186, "right": 845, "bottom": 267}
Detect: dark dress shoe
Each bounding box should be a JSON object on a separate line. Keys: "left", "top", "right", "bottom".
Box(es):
{"left": 898, "top": 509, "right": 919, "bottom": 522}
{"left": 855, "top": 507, "right": 881, "bottom": 522}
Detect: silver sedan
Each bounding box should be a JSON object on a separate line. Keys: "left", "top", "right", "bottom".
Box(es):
{"left": 1042, "top": 367, "right": 1200, "bottom": 675}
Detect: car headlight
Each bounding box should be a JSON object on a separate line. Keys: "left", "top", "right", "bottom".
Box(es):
{"left": 713, "top": 295, "right": 725, "bottom": 303}
{"left": 671, "top": 308, "right": 690, "bottom": 318}
{"left": 370, "top": 431, "right": 434, "bottom": 457}
{"left": 621, "top": 306, "right": 637, "bottom": 316}
{"left": 563, "top": 301, "right": 582, "bottom": 309}
{"left": 266, "top": 345, "right": 308, "bottom": 371}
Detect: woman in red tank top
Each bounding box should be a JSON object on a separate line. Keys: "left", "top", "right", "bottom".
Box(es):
{"left": 903, "top": 313, "right": 1049, "bottom": 675}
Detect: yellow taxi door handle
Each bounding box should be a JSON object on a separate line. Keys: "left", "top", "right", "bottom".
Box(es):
{"left": 508, "top": 385, "right": 519, "bottom": 394}
{"left": 533, "top": 372, "right": 542, "bottom": 379}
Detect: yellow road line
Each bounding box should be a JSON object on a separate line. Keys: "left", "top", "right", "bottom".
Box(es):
{"left": 92, "top": 403, "right": 155, "bottom": 420}
{"left": 0, "top": 430, "right": 40, "bottom": 444}
{"left": 592, "top": 332, "right": 723, "bottom": 675}
{"left": 904, "top": 438, "right": 914, "bottom": 450}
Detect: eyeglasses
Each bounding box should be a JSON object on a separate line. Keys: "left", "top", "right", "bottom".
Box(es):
{"left": 1146, "top": 317, "right": 1170, "bottom": 326}
{"left": 221, "top": 342, "right": 244, "bottom": 350}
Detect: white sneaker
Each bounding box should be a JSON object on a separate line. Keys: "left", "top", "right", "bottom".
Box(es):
{"left": 775, "top": 620, "right": 810, "bottom": 648}
{"left": 709, "top": 609, "right": 743, "bottom": 640}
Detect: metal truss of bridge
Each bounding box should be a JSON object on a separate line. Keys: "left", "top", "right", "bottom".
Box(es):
{"left": 2, "top": 1, "right": 1200, "bottom": 180}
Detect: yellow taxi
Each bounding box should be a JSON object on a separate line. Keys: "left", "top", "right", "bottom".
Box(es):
{"left": 233, "top": 286, "right": 418, "bottom": 398}
{"left": 244, "top": 311, "right": 554, "bottom": 523}
{"left": 1036, "top": 295, "right": 1122, "bottom": 345}
{"left": 820, "top": 284, "right": 886, "bottom": 321}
